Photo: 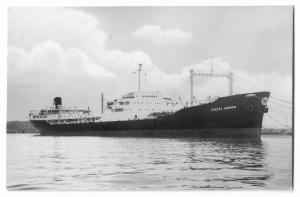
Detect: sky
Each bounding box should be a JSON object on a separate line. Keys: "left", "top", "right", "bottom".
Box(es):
{"left": 7, "top": 6, "right": 293, "bottom": 128}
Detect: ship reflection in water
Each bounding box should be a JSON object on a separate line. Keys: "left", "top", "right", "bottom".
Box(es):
{"left": 7, "top": 133, "right": 292, "bottom": 190}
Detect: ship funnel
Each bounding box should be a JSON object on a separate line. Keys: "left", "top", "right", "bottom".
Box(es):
{"left": 53, "top": 97, "right": 62, "bottom": 109}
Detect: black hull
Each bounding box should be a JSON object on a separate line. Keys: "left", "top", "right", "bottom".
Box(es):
{"left": 30, "top": 92, "right": 270, "bottom": 138}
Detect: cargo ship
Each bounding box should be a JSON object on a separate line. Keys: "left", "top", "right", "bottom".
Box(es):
{"left": 29, "top": 65, "right": 270, "bottom": 138}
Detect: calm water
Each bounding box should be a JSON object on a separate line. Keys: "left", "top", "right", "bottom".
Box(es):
{"left": 7, "top": 134, "right": 292, "bottom": 190}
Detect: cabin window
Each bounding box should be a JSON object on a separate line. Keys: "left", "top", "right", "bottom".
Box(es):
{"left": 125, "top": 101, "right": 130, "bottom": 105}
{"left": 114, "top": 108, "right": 124, "bottom": 112}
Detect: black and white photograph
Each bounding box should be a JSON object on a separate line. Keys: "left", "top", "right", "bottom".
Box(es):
{"left": 5, "top": 5, "right": 294, "bottom": 191}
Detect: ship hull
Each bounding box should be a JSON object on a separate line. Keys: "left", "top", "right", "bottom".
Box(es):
{"left": 30, "top": 92, "right": 270, "bottom": 138}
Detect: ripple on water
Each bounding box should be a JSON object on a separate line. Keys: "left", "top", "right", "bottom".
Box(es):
{"left": 7, "top": 184, "right": 46, "bottom": 190}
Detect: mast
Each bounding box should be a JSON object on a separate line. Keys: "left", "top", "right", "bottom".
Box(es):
{"left": 190, "top": 69, "right": 194, "bottom": 106}
{"left": 228, "top": 72, "right": 233, "bottom": 96}
{"left": 101, "top": 92, "right": 104, "bottom": 114}
{"left": 138, "top": 64, "right": 142, "bottom": 92}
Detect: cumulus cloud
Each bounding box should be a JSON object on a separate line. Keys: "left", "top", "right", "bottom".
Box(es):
{"left": 8, "top": 8, "right": 107, "bottom": 50}
{"left": 132, "top": 25, "right": 193, "bottom": 45}
{"left": 8, "top": 41, "right": 114, "bottom": 79}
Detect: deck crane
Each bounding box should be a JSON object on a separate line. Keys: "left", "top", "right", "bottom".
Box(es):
{"left": 190, "top": 63, "right": 233, "bottom": 106}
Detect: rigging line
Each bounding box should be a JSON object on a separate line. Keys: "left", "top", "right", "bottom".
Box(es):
{"left": 270, "top": 96, "right": 292, "bottom": 105}
{"left": 268, "top": 110, "right": 291, "bottom": 114}
{"left": 266, "top": 114, "right": 290, "bottom": 128}
{"left": 269, "top": 100, "right": 293, "bottom": 109}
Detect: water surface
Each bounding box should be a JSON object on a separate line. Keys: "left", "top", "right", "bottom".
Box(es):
{"left": 7, "top": 134, "right": 292, "bottom": 190}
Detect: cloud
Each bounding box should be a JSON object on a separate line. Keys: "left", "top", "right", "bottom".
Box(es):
{"left": 8, "top": 8, "right": 155, "bottom": 73}
{"left": 8, "top": 7, "right": 107, "bottom": 50}
{"left": 132, "top": 25, "right": 193, "bottom": 45}
{"left": 8, "top": 41, "right": 114, "bottom": 80}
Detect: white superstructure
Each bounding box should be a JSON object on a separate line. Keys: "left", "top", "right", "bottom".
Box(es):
{"left": 102, "top": 91, "right": 181, "bottom": 121}
{"left": 29, "top": 105, "right": 99, "bottom": 124}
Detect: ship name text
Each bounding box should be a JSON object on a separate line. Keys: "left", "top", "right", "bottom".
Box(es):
{"left": 211, "top": 105, "right": 237, "bottom": 112}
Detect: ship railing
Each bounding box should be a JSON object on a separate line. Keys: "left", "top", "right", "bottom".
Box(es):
{"left": 29, "top": 113, "right": 49, "bottom": 120}
{"left": 30, "top": 114, "right": 94, "bottom": 120}
{"left": 194, "top": 96, "right": 220, "bottom": 106}
{"left": 29, "top": 109, "right": 95, "bottom": 120}
{"left": 44, "top": 106, "right": 90, "bottom": 111}
{"left": 46, "top": 117, "right": 101, "bottom": 125}
{"left": 29, "top": 110, "right": 42, "bottom": 115}
{"left": 29, "top": 108, "right": 90, "bottom": 115}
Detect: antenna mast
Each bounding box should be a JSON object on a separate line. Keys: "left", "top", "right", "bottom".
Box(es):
{"left": 138, "top": 64, "right": 142, "bottom": 92}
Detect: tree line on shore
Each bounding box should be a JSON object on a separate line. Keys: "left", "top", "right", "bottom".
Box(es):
{"left": 6, "top": 121, "right": 38, "bottom": 133}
